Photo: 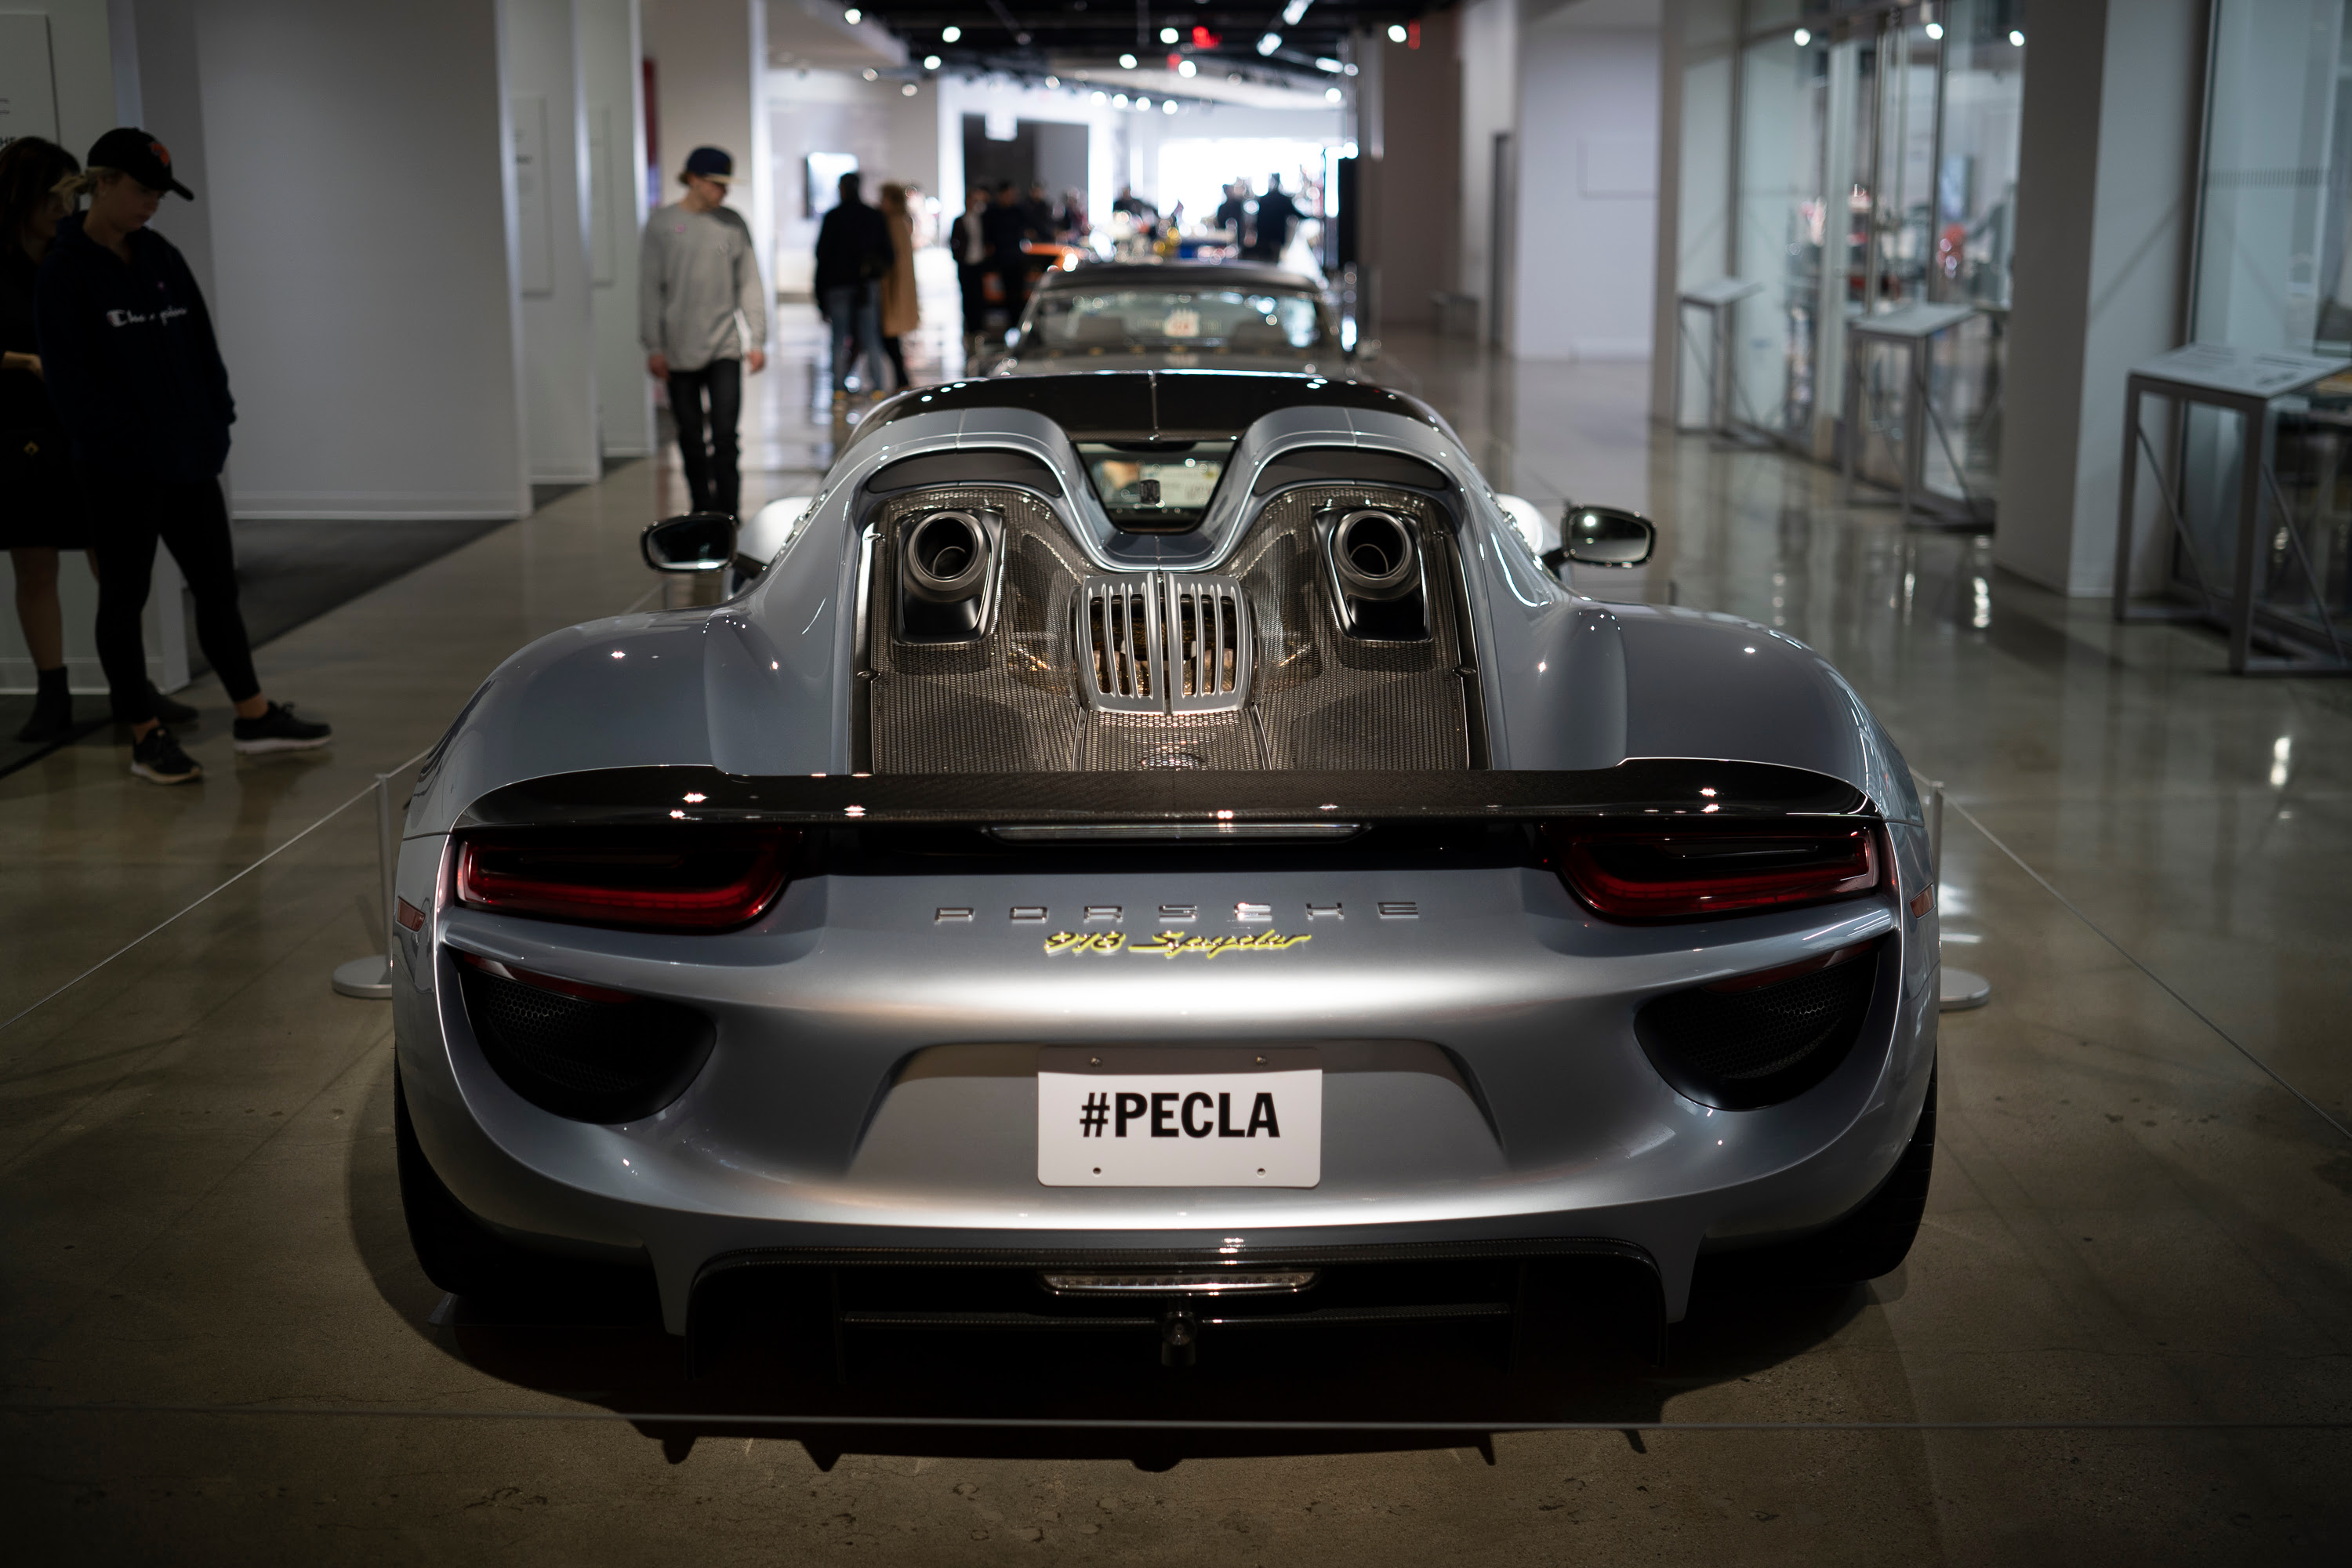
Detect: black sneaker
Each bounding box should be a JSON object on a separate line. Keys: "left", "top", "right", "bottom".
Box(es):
{"left": 129, "top": 724, "right": 202, "bottom": 784}
{"left": 148, "top": 683, "right": 200, "bottom": 725}
{"left": 233, "top": 701, "right": 333, "bottom": 754}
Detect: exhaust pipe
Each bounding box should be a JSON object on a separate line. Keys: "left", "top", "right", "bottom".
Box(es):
{"left": 1330, "top": 509, "right": 1418, "bottom": 601}
{"left": 902, "top": 510, "right": 991, "bottom": 603}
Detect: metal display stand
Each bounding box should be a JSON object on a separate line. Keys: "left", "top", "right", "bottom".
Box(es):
{"left": 330, "top": 773, "right": 401, "bottom": 1000}
{"left": 1840, "top": 302, "right": 1982, "bottom": 528}
{"left": 2111, "top": 343, "right": 2352, "bottom": 675}
{"left": 1673, "top": 278, "right": 1763, "bottom": 437}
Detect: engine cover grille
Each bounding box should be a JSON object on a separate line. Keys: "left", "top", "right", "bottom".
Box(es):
{"left": 863, "top": 485, "right": 1471, "bottom": 773}
{"left": 1077, "top": 572, "right": 1251, "bottom": 716}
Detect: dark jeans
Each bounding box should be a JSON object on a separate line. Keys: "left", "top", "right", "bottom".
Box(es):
{"left": 666, "top": 358, "right": 742, "bottom": 516}
{"left": 822, "top": 282, "right": 886, "bottom": 394}
{"left": 84, "top": 472, "right": 260, "bottom": 724}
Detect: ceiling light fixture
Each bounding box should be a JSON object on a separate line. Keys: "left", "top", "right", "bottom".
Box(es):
{"left": 924, "top": 53, "right": 941, "bottom": 68}
{"left": 1282, "top": 0, "right": 1311, "bottom": 24}
{"left": 1162, "top": 98, "right": 1178, "bottom": 114}
{"left": 1120, "top": 52, "right": 1138, "bottom": 67}
{"left": 1160, "top": 26, "right": 1178, "bottom": 43}
{"left": 1386, "top": 23, "right": 1406, "bottom": 43}
{"left": 2009, "top": 27, "right": 2025, "bottom": 45}
{"left": 843, "top": 6, "right": 860, "bottom": 23}
{"left": 1324, "top": 85, "right": 1341, "bottom": 103}
{"left": 1257, "top": 32, "right": 1282, "bottom": 56}
{"left": 942, "top": 24, "right": 960, "bottom": 42}
{"left": 1924, "top": 21, "right": 1944, "bottom": 39}
{"left": 1794, "top": 27, "right": 1812, "bottom": 45}
{"left": 1316, "top": 56, "right": 1341, "bottom": 72}
{"left": 1178, "top": 59, "right": 1197, "bottom": 77}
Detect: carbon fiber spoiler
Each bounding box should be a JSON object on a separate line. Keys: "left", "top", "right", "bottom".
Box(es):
{"left": 456, "top": 759, "right": 1875, "bottom": 832}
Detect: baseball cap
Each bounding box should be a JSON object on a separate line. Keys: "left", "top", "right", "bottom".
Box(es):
{"left": 86, "top": 127, "right": 195, "bottom": 199}
{"left": 683, "top": 147, "right": 735, "bottom": 183}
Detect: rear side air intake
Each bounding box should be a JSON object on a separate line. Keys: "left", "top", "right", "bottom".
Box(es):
{"left": 1077, "top": 573, "right": 1251, "bottom": 715}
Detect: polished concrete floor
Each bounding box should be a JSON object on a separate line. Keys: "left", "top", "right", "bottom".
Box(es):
{"left": 2, "top": 309, "right": 2348, "bottom": 1564}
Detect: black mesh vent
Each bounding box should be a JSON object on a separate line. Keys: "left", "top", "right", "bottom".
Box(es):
{"left": 864, "top": 484, "right": 1469, "bottom": 773}
{"left": 459, "top": 964, "right": 714, "bottom": 1123}
{"left": 1634, "top": 942, "right": 1882, "bottom": 1110}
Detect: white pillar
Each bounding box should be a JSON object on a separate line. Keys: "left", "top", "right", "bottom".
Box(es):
{"left": 1994, "top": 0, "right": 2205, "bottom": 596}
{"left": 580, "top": 0, "right": 654, "bottom": 459}
{"left": 505, "top": 0, "right": 603, "bottom": 486}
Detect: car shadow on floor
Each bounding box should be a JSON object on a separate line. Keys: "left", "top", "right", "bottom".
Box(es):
{"left": 346, "top": 1051, "right": 1876, "bottom": 1469}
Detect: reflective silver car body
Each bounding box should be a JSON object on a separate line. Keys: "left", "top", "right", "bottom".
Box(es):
{"left": 394, "top": 374, "right": 1937, "bottom": 1336}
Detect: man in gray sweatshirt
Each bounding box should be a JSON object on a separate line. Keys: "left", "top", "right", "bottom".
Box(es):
{"left": 639, "top": 146, "right": 768, "bottom": 517}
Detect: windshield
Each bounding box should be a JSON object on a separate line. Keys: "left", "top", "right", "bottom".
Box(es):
{"left": 1075, "top": 440, "right": 1236, "bottom": 530}
{"left": 1030, "top": 289, "right": 1327, "bottom": 357}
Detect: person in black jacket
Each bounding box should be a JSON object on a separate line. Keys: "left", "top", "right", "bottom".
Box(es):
{"left": 981, "top": 183, "right": 1035, "bottom": 328}
{"left": 36, "top": 128, "right": 328, "bottom": 784}
{"left": 2, "top": 136, "right": 95, "bottom": 744}
{"left": 947, "top": 188, "right": 991, "bottom": 365}
{"left": 811, "top": 172, "right": 893, "bottom": 409}
{"left": 1245, "top": 174, "right": 1301, "bottom": 263}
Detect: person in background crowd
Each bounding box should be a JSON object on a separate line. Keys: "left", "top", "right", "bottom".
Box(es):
{"left": 2, "top": 137, "right": 99, "bottom": 745}
{"left": 639, "top": 146, "right": 767, "bottom": 517}
{"left": 876, "top": 181, "right": 919, "bottom": 393}
{"left": 982, "top": 182, "right": 1033, "bottom": 327}
{"left": 1214, "top": 179, "right": 1251, "bottom": 249}
{"left": 38, "top": 128, "right": 331, "bottom": 784}
{"left": 813, "top": 170, "right": 894, "bottom": 409}
{"left": 949, "top": 188, "right": 991, "bottom": 366}
{"left": 1060, "top": 187, "right": 1088, "bottom": 241}
{"left": 1024, "top": 181, "right": 1058, "bottom": 241}
{"left": 1246, "top": 173, "right": 1301, "bottom": 263}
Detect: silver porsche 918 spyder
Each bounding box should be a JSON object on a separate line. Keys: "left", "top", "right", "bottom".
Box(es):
{"left": 393, "top": 371, "right": 1938, "bottom": 1369}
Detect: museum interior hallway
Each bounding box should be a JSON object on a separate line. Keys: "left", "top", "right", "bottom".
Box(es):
{"left": 2, "top": 318, "right": 2348, "bottom": 1563}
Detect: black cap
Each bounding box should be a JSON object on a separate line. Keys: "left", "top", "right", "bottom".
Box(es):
{"left": 683, "top": 146, "right": 734, "bottom": 183}
{"left": 86, "top": 127, "right": 195, "bottom": 200}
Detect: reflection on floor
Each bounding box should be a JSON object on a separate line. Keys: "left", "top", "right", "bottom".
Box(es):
{"left": 2, "top": 314, "right": 2347, "bottom": 1563}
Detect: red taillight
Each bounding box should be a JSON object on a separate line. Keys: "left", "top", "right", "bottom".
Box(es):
{"left": 1543, "top": 822, "right": 1879, "bottom": 921}
{"left": 453, "top": 827, "right": 799, "bottom": 932}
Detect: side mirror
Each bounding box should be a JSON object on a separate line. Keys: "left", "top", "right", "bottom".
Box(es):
{"left": 641, "top": 512, "right": 737, "bottom": 574}
{"left": 1548, "top": 505, "right": 1655, "bottom": 568}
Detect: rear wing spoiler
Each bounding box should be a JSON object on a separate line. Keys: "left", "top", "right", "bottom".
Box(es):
{"left": 456, "top": 759, "right": 1875, "bottom": 833}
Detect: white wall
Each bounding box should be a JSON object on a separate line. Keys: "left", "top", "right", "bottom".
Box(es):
{"left": 1512, "top": 9, "right": 1660, "bottom": 359}
{"left": 580, "top": 0, "right": 652, "bottom": 457}
{"left": 178, "top": 0, "right": 531, "bottom": 520}
{"left": 505, "top": 0, "right": 601, "bottom": 485}
{"left": 768, "top": 67, "right": 930, "bottom": 296}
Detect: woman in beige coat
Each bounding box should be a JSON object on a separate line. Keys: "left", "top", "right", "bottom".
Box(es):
{"left": 877, "top": 182, "right": 919, "bottom": 390}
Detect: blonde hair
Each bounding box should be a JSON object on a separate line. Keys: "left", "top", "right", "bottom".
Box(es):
{"left": 52, "top": 167, "right": 121, "bottom": 201}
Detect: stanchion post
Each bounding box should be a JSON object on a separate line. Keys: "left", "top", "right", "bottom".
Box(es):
{"left": 332, "top": 771, "right": 397, "bottom": 1000}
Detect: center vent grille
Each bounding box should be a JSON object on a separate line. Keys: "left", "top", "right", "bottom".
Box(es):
{"left": 1077, "top": 573, "right": 1253, "bottom": 716}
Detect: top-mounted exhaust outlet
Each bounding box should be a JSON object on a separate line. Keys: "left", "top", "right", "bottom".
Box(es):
{"left": 1321, "top": 507, "right": 1429, "bottom": 639}
{"left": 895, "top": 508, "right": 1002, "bottom": 641}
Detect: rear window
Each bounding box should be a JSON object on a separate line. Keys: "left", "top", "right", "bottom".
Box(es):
{"left": 1074, "top": 440, "right": 1236, "bottom": 530}
{"left": 1033, "top": 290, "right": 1327, "bottom": 356}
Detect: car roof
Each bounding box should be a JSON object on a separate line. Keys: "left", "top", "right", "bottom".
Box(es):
{"left": 846, "top": 372, "right": 1444, "bottom": 448}
{"left": 1039, "top": 261, "right": 1326, "bottom": 295}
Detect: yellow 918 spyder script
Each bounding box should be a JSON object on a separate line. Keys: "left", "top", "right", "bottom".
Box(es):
{"left": 1043, "top": 931, "right": 1314, "bottom": 959}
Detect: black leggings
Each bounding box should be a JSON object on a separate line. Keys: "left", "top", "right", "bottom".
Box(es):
{"left": 85, "top": 473, "right": 260, "bottom": 724}
{"left": 882, "top": 335, "right": 908, "bottom": 390}
{"left": 666, "top": 358, "right": 742, "bottom": 517}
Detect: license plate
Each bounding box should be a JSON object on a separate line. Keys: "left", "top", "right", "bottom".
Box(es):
{"left": 1036, "top": 1047, "right": 1322, "bottom": 1187}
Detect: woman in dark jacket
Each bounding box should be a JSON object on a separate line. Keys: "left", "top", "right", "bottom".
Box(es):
{"left": 36, "top": 128, "right": 329, "bottom": 783}
{"left": 0, "top": 137, "right": 93, "bottom": 743}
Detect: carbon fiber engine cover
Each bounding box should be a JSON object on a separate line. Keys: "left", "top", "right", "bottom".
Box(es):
{"left": 863, "top": 485, "right": 1472, "bottom": 773}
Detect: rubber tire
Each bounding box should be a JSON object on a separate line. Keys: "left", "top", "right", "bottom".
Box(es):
{"left": 394, "top": 1067, "right": 561, "bottom": 1301}
{"left": 1704, "top": 1066, "right": 1936, "bottom": 1290}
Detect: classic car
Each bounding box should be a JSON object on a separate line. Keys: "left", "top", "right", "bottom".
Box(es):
{"left": 392, "top": 370, "right": 1938, "bottom": 1372}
